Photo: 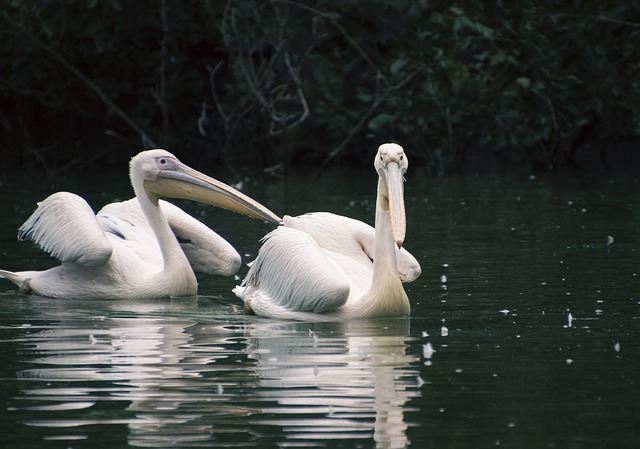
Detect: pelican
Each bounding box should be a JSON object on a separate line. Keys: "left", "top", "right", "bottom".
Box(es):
{"left": 233, "top": 143, "right": 421, "bottom": 320}
{"left": 0, "top": 149, "right": 281, "bottom": 299}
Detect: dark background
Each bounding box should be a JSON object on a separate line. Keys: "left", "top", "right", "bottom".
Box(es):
{"left": 1, "top": 0, "right": 638, "bottom": 177}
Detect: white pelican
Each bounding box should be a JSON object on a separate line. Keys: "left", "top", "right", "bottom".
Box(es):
{"left": 0, "top": 149, "right": 281, "bottom": 299}
{"left": 233, "top": 143, "right": 421, "bottom": 320}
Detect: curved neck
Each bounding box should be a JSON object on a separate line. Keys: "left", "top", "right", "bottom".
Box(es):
{"left": 132, "top": 180, "right": 190, "bottom": 273}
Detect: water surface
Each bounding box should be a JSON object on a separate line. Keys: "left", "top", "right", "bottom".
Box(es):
{"left": 0, "top": 166, "right": 638, "bottom": 448}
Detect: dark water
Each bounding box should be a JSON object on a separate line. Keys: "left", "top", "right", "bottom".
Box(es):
{"left": 0, "top": 165, "right": 638, "bottom": 449}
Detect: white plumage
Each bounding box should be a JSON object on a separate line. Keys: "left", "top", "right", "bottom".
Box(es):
{"left": 0, "top": 149, "right": 281, "bottom": 299}
{"left": 98, "top": 198, "right": 241, "bottom": 276}
{"left": 233, "top": 143, "right": 421, "bottom": 320}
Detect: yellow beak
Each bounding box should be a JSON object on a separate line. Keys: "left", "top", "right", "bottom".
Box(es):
{"left": 145, "top": 163, "right": 281, "bottom": 224}
{"left": 384, "top": 161, "right": 406, "bottom": 249}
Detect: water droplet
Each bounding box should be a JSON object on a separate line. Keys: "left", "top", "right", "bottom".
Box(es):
{"left": 423, "top": 342, "right": 435, "bottom": 359}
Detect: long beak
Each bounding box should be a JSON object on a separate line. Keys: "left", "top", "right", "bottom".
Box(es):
{"left": 384, "top": 162, "right": 406, "bottom": 249}
{"left": 145, "top": 163, "right": 281, "bottom": 224}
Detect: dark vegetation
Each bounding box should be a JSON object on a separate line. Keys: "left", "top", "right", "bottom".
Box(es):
{"left": 1, "top": 1, "right": 638, "bottom": 175}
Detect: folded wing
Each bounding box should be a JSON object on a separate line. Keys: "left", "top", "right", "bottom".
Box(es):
{"left": 237, "top": 227, "right": 350, "bottom": 313}
{"left": 98, "top": 198, "right": 241, "bottom": 276}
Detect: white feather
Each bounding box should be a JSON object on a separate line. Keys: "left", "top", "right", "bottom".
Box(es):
{"left": 236, "top": 226, "right": 350, "bottom": 313}
{"left": 98, "top": 199, "right": 241, "bottom": 276}
{"left": 18, "top": 192, "right": 112, "bottom": 267}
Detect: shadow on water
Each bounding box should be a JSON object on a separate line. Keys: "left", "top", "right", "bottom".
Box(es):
{"left": 2, "top": 296, "right": 421, "bottom": 448}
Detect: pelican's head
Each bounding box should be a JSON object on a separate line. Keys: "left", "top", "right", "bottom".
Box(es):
{"left": 130, "top": 149, "right": 281, "bottom": 224}
{"left": 374, "top": 143, "right": 408, "bottom": 249}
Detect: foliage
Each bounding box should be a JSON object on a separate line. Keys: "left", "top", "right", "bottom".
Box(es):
{"left": 0, "top": 0, "right": 638, "bottom": 174}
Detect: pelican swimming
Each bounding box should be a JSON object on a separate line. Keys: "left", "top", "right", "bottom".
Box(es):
{"left": 233, "top": 143, "right": 421, "bottom": 320}
{"left": 0, "top": 149, "right": 281, "bottom": 299}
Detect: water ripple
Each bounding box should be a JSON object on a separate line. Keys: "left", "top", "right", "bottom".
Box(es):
{"left": 5, "top": 312, "right": 421, "bottom": 448}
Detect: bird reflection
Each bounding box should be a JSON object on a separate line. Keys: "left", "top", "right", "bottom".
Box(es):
{"left": 9, "top": 298, "right": 423, "bottom": 448}
{"left": 240, "top": 318, "right": 421, "bottom": 449}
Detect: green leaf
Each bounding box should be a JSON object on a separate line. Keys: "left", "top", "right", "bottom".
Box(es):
{"left": 368, "top": 113, "right": 396, "bottom": 131}
{"left": 390, "top": 57, "right": 409, "bottom": 76}
{"left": 516, "top": 77, "right": 531, "bottom": 89}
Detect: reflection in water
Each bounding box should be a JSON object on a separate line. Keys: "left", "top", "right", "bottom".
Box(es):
{"left": 8, "top": 298, "right": 422, "bottom": 448}
{"left": 244, "top": 319, "right": 420, "bottom": 449}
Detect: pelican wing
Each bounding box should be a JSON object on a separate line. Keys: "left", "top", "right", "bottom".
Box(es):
{"left": 18, "top": 192, "right": 112, "bottom": 267}
{"left": 160, "top": 200, "right": 241, "bottom": 276}
{"left": 97, "top": 198, "right": 241, "bottom": 276}
{"left": 284, "top": 212, "right": 421, "bottom": 283}
{"left": 284, "top": 213, "right": 373, "bottom": 261}
{"left": 238, "top": 227, "right": 350, "bottom": 313}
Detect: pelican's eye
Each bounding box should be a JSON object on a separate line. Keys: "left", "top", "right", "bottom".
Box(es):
{"left": 157, "top": 157, "right": 176, "bottom": 169}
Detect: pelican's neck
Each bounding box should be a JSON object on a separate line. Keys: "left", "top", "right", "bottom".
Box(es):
{"left": 132, "top": 178, "right": 192, "bottom": 277}
{"left": 372, "top": 179, "right": 398, "bottom": 279}
{"left": 351, "top": 178, "right": 410, "bottom": 318}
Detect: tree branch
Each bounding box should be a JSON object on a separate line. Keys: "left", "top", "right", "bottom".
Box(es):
{"left": 2, "top": 11, "right": 157, "bottom": 148}
{"left": 318, "top": 70, "right": 420, "bottom": 173}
